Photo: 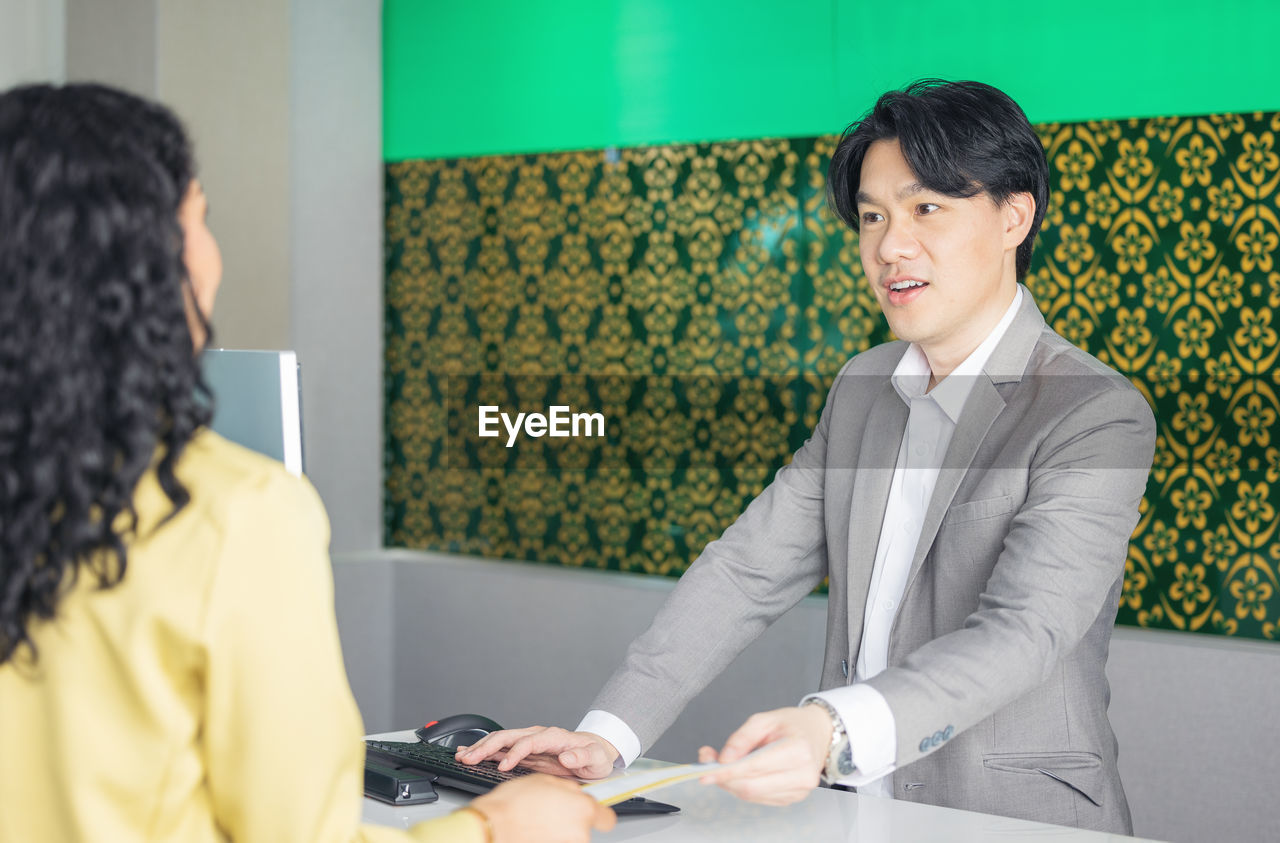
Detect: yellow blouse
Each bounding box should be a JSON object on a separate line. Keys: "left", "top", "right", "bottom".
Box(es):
{"left": 0, "top": 431, "right": 480, "bottom": 843}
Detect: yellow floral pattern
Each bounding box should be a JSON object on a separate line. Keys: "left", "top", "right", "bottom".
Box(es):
{"left": 1033, "top": 113, "right": 1280, "bottom": 639}
{"left": 386, "top": 112, "right": 1280, "bottom": 640}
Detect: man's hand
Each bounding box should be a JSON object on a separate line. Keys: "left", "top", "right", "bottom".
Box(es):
{"left": 469, "top": 773, "right": 616, "bottom": 843}
{"left": 696, "top": 705, "right": 832, "bottom": 805}
{"left": 455, "top": 727, "right": 620, "bottom": 779}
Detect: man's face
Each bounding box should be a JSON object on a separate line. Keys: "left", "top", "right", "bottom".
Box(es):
{"left": 856, "top": 139, "right": 1027, "bottom": 369}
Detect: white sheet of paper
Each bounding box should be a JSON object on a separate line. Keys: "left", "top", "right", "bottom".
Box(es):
{"left": 581, "top": 761, "right": 725, "bottom": 805}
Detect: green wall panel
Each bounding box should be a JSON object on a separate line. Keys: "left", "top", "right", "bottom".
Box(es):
{"left": 384, "top": 0, "right": 1280, "bottom": 161}
{"left": 833, "top": 1, "right": 1280, "bottom": 128}
{"left": 384, "top": 0, "right": 837, "bottom": 160}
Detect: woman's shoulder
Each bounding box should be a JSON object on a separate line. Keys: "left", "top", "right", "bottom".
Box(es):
{"left": 181, "top": 429, "right": 298, "bottom": 486}
{"left": 135, "top": 430, "right": 327, "bottom": 539}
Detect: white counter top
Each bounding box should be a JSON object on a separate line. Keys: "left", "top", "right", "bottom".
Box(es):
{"left": 362, "top": 732, "right": 1163, "bottom": 842}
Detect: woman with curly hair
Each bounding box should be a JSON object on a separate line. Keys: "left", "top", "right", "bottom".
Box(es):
{"left": 0, "top": 83, "right": 612, "bottom": 843}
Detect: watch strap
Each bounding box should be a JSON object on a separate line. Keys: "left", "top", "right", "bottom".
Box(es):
{"left": 802, "top": 697, "right": 853, "bottom": 782}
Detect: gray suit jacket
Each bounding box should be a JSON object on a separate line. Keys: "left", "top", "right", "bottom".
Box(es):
{"left": 592, "top": 289, "right": 1156, "bottom": 833}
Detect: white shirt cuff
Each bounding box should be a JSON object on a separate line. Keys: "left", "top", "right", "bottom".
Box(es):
{"left": 803, "top": 684, "right": 897, "bottom": 787}
{"left": 576, "top": 709, "right": 642, "bottom": 768}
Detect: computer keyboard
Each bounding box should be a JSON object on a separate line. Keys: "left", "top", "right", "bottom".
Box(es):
{"left": 366, "top": 739, "right": 535, "bottom": 792}
{"left": 365, "top": 739, "right": 679, "bottom": 815}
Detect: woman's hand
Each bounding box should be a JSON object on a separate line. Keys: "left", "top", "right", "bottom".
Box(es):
{"left": 468, "top": 773, "right": 616, "bottom": 843}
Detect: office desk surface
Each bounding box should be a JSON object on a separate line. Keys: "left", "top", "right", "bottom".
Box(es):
{"left": 363, "top": 732, "right": 1162, "bottom": 842}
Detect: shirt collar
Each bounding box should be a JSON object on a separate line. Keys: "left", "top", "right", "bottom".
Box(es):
{"left": 891, "top": 286, "right": 1024, "bottom": 423}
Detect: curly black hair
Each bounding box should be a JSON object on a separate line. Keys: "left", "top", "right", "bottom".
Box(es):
{"left": 0, "top": 84, "right": 213, "bottom": 665}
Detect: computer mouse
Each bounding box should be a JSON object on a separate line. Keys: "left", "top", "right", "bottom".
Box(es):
{"left": 415, "top": 713, "right": 504, "bottom": 748}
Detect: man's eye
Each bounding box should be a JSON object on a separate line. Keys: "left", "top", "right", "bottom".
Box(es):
{"left": 861, "top": 211, "right": 884, "bottom": 224}
{"left": 917, "top": 203, "right": 940, "bottom": 215}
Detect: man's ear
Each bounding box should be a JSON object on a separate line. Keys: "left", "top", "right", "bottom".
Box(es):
{"left": 1002, "top": 192, "right": 1036, "bottom": 249}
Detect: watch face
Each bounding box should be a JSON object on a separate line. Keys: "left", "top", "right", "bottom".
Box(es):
{"left": 836, "top": 743, "right": 855, "bottom": 776}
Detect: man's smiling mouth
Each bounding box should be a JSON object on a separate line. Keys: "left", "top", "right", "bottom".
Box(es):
{"left": 884, "top": 277, "right": 930, "bottom": 304}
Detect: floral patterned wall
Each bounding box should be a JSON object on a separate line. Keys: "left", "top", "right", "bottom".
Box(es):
{"left": 384, "top": 112, "right": 1280, "bottom": 641}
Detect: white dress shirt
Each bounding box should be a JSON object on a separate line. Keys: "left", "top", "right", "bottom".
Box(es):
{"left": 581, "top": 289, "right": 1025, "bottom": 787}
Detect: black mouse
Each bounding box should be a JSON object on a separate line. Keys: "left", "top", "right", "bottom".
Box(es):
{"left": 415, "top": 713, "right": 503, "bottom": 749}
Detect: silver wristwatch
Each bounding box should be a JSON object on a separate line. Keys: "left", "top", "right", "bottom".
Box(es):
{"left": 802, "top": 697, "right": 855, "bottom": 782}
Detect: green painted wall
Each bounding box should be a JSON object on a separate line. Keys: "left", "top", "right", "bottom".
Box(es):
{"left": 384, "top": 0, "right": 1280, "bottom": 161}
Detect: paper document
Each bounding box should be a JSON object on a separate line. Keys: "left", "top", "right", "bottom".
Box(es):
{"left": 582, "top": 761, "right": 724, "bottom": 805}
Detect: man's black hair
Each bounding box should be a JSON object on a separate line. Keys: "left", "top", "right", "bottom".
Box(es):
{"left": 827, "top": 79, "right": 1050, "bottom": 280}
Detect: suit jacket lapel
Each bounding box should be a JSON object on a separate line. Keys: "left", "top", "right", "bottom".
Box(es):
{"left": 903, "top": 377, "right": 1006, "bottom": 594}
{"left": 900, "top": 286, "right": 1047, "bottom": 602}
{"left": 846, "top": 378, "right": 907, "bottom": 661}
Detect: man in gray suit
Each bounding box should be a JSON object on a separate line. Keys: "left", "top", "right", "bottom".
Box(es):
{"left": 459, "top": 80, "right": 1155, "bottom": 834}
